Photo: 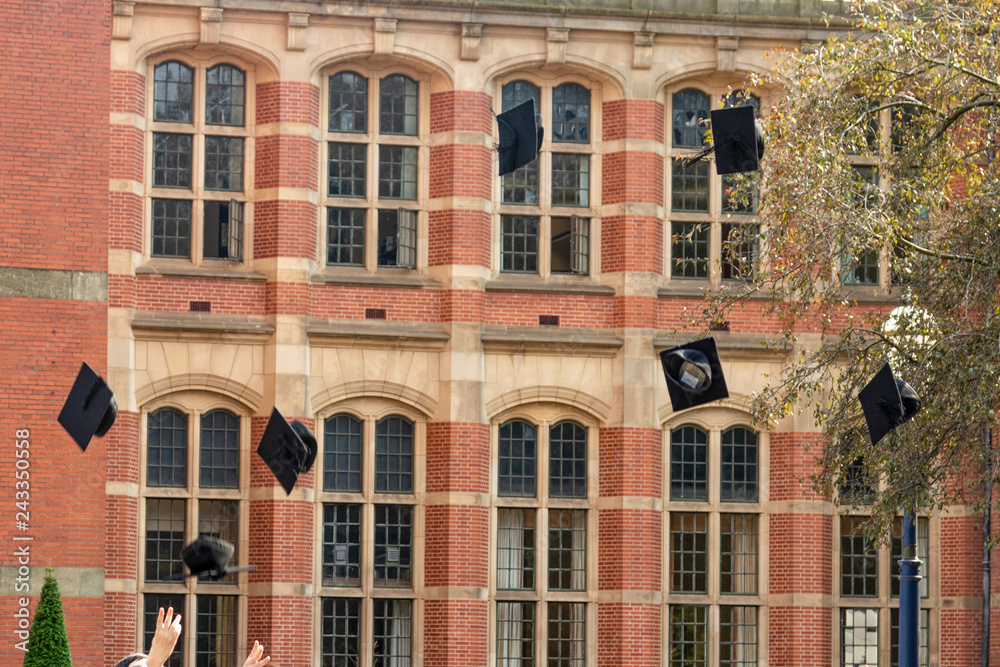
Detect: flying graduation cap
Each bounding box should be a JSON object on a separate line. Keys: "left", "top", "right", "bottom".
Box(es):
{"left": 660, "top": 337, "right": 730, "bottom": 412}
{"left": 857, "top": 362, "right": 922, "bottom": 446}
{"left": 256, "top": 407, "right": 318, "bottom": 494}
{"left": 57, "top": 362, "right": 118, "bottom": 451}
{"left": 178, "top": 535, "right": 256, "bottom": 581}
{"left": 496, "top": 98, "right": 544, "bottom": 176}
{"left": 679, "top": 106, "right": 766, "bottom": 175}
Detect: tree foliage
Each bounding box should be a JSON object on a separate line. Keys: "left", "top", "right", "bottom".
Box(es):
{"left": 698, "top": 0, "right": 1000, "bottom": 537}
{"left": 23, "top": 569, "right": 73, "bottom": 667}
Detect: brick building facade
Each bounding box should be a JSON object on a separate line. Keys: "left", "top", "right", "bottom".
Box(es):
{"left": 0, "top": 0, "right": 996, "bottom": 665}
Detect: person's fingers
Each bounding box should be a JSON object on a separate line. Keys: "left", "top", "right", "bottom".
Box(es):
{"left": 157, "top": 607, "right": 166, "bottom": 628}
{"left": 172, "top": 614, "right": 182, "bottom": 630}
{"left": 163, "top": 606, "right": 174, "bottom": 627}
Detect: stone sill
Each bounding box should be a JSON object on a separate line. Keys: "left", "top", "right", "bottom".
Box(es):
{"left": 485, "top": 278, "right": 615, "bottom": 297}
{"left": 653, "top": 331, "right": 791, "bottom": 355}
{"left": 311, "top": 272, "right": 443, "bottom": 290}
{"left": 131, "top": 311, "right": 275, "bottom": 339}
{"left": 136, "top": 264, "right": 268, "bottom": 282}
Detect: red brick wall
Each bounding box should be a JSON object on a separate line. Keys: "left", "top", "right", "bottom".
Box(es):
{"left": 1, "top": 2, "right": 109, "bottom": 665}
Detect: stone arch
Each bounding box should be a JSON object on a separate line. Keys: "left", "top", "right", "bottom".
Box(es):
{"left": 312, "top": 380, "right": 438, "bottom": 419}
{"left": 486, "top": 385, "right": 612, "bottom": 425}
{"left": 135, "top": 373, "right": 263, "bottom": 413}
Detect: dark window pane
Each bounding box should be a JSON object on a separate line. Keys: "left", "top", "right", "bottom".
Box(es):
{"left": 671, "top": 159, "right": 709, "bottom": 212}
{"left": 324, "top": 414, "right": 363, "bottom": 491}
{"left": 551, "top": 216, "right": 589, "bottom": 276}
{"left": 721, "top": 223, "right": 760, "bottom": 282}
{"left": 373, "top": 599, "right": 412, "bottom": 667}
{"left": 551, "top": 154, "right": 589, "bottom": 207}
{"left": 204, "top": 136, "right": 243, "bottom": 191}
{"left": 380, "top": 74, "right": 418, "bottom": 135}
{"left": 497, "top": 508, "right": 535, "bottom": 590}
{"left": 548, "top": 509, "right": 586, "bottom": 591}
{"left": 499, "top": 419, "right": 536, "bottom": 497}
{"left": 552, "top": 83, "right": 589, "bottom": 143}
{"left": 329, "top": 71, "right": 368, "bottom": 133}
{"left": 721, "top": 175, "right": 759, "bottom": 214}
{"left": 375, "top": 416, "right": 414, "bottom": 493}
{"left": 671, "top": 222, "right": 709, "bottom": 280}
{"left": 841, "top": 608, "right": 878, "bottom": 667}
{"left": 322, "top": 503, "right": 362, "bottom": 586}
{"left": 374, "top": 504, "right": 413, "bottom": 587}
{"left": 670, "top": 425, "right": 707, "bottom": 500}
{"left": 496, "top": 601, "right": 534, "bottom": 667}
{"left": 670, "top": 512, "right": 708, "bottom": 593}
{"left": 328, "top": 142, "right": 367, "bottom": 197}
{"left": 198, "top": 499, "right": 239, "bottom": 583}
{"left": 720, "top": 514, "right": 758, "bottom": 595}
{"left": 144, "top": 594, "right": 185, "bottom": 667}
{"left": 151, "top": 198, "right": 192, "bottom": 259}
{"left": 378, "top": 145, "right": 418, "bottom": 200}
{"left": 202, "top": 200, "right": 238, "bottom": 260}
{"left": 199, "top": 410, "right": 239, "bottom": 488}
{"left": 326, "top": 208, "right": 366, "bottom": 267}
{"left": 890, "top": 516, "right": 930, "bottom": 598}
{"left": 153, "top": 132, "right": 193, "bottom": 189}
{"left": 672, "top": 88, "right": 709, "bottom": 148}
{"left": 144, "top": 498, "right": 185, "bottom": 582}
{"left": 670, "top": 605, "right": 707, "bottom": 667}
{"left": 148, "top": 408, "right": 187, "bottom": 486}
{"left": 321, "top": 598, "right": 361, "bottom": 667}
{"left": 501, "top": 81, "right": 541, "bottom": 205}
{"left": 719, "top": 606, "right": 758, "bottom": 667}
{"left": 841, "top": 516, "right": 878, "bottom": 597}
{"left": 153, "top": 60, "right": 193, "bottom": 123}
{"left": 500, "top": 215, "right": 539, "bottom": 274}
{"left": 890, "top": 607, "right": 930, "bottom": 667}
{"left": 547, "top": 602, "right": 586, "bottom": 667}
{"left": 205, "top": 64, "right": 245, "bottom": 126}
{"left": 549, "top": 421, "right": 587, "bottom": 498}
{"left": 195, "top": 594, "right": 237, "bottom": 667}
{"left": 721, "top": 427, "right": 758, "bottom": 501}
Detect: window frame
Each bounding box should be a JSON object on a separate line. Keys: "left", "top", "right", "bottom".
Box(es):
{"left": 145, "top": 55, "right": 253, "bottom": 268}
{"left": 315, "top": 400, "right": 427, "bottom": 667}
{"left": 321, "top": 65, "right": 430, "bottom": 275}
{"left": 833, "top": 509, "right": 938, "bottom": 666}
{"left": 494, "top": 75, "right": 601, "bottom": 283}
{"left": 137, "top": 393, "right": 253, "bottom": 667}
{"left": 665, "top": 84, "right": 765, "bottom": 288}
{"left": 663, "top": 409, "right": 768, "bottom": 667}
{"left": 490, "top": 405, "right": 598, "bottom": 667}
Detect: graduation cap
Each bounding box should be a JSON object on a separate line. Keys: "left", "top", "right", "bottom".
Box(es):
{"left": 178, "top": 535, "right": 256, "bottom": 581}
{"left": 496, "top": 99, "right": 544, "bottom": 176}
{"left": 679, "top": 106, "right": 765, "bottom": 175}
{"left": 256, "top": 407, "right": 318, "bottom": 494}
{"left": 57, "top": 362, "right": 118, "bottom": 451}
{"left": 857, "top": 363, "right": 922, "bottom": 446}
{"left": 660, "top": 337, "right": 730, "bottom": 412}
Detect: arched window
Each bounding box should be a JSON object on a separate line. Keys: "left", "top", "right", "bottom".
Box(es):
{"left": 666, "top": 419, "right": 763, "bottom": 667}
{"left": 325, "top": 68, "right": 423, "bottom": 271}
{"left": 494, "top": 415, "right": 593, "bottom": 667}
{"left": 149, "top": 59, "right": 249, "bottom": 264}
{"left": 319, "top": 410, "right": 422, "bottom": 667}
{"left": 667, "top": 85, "right": 763, "bottom": 285}
{"left": 498, "top": 78, "right": 595, "bottom": 278}
{"left": 141, "top": 402, "right": 247, "bottom": 667}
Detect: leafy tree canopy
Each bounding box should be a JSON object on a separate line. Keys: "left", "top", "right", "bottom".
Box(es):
{"left": 699, "top": 0, "right": 1000, "bottom": 538}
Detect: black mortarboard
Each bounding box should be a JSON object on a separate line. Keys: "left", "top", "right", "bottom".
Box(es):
{"left": 711, "top": 106, "right": 765, "bottom": 174}
{"left": 496, "top": 99, "right": 544, "bottom": 176}
{"left": 57, "top": 362, "right": 118, "bottom": 451}
{"left": 256, "top": 407, "right": 318, "bottom": 494}
{"left": 857, "top": 362, "right": 922, "bottom": 446}
{"left": 179, "top": 535, "right": 256, "bottom": 581}
{"left": 660, "top": 337, "right": 730, "bottom": 412}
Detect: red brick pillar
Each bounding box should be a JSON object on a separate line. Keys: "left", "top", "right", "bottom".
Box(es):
{"left": 0, "top": 1, "right": 110, "bottom": 665}
{"left": 598, "top": 427, "right": 663, "bottom": 667}
{"left": 767, "top": 432, "right": 833, "bottom": 666}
